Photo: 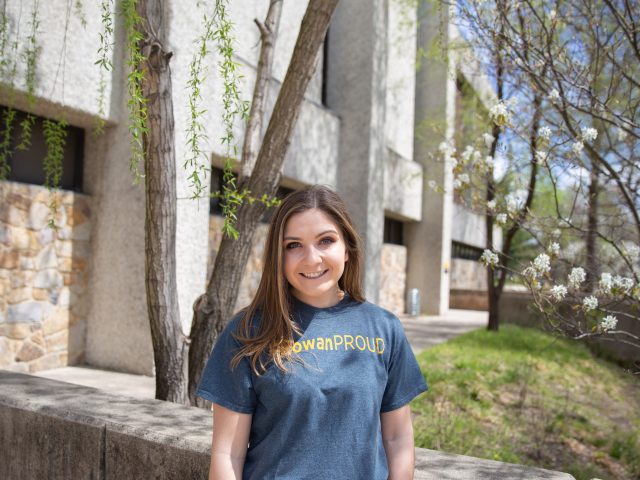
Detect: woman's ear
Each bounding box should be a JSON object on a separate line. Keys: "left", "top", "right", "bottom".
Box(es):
{"left": 344, "top": 249, "right": 349, "bottom": 262}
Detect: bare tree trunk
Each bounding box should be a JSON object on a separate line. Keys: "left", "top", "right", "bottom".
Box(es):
{"left": 239, "top": 0, "right": 283, "bottom": 182}
{"left": 138, "top": 0, "right": 187, "bottom": 403}
{"left": 188, "top": 0, "right": 339, "bottom": 406}
{"left": 585, "top": 169, "right": 599, "bottom": 292}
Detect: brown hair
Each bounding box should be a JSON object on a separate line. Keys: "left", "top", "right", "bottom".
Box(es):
{"left": 230, "top": 184, "right": 365, "bottom": 376}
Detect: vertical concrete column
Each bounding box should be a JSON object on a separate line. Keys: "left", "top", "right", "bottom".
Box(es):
{"left": 326, "top": 1, "right": 388, "bottom": 303}
{"left": 405, "top": 1, "right": 456, "bottom": 315}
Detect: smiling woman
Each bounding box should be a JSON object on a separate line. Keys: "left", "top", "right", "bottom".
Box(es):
{"left": 196, "top": 184, "right": 428, "bottom": 480}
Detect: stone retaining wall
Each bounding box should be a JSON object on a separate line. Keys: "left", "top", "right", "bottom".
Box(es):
{"left": 0, "top": 370, "right": 576, "bottom": 480}
{"left": 0, "top": 181, "right": 91, "bottom": 373}
{"left": 500, "top": 290, "right": 640, "bottom": 365}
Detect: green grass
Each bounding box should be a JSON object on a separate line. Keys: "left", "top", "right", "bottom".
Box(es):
{"left": 411, "top": 324, "right": 640, "bottom": 480}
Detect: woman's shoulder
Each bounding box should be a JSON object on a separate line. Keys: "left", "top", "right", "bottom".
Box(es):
{"left": 224, "top": 307, "right": 263, "bottom": 338}
{"left": 354, "top": 299, "right": 399, "bottom": 321}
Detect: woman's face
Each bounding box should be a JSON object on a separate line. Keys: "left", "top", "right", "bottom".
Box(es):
{"left": 282, "top": 208, "right": 349, "bottom": 308}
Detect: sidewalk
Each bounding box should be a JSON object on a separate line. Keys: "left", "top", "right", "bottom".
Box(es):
{"left": 399, "top": 308, "right": 487, "bottom": 354}
{"left": 32, "top": 309, "right": 488, "bottom": 399}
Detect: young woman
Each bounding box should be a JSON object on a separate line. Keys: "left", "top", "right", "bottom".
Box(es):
{"left": 197, "top": 184, "right": 428, "bottom": 479}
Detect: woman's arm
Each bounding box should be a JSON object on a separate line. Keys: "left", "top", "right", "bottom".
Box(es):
{"left": 209, "top": 403, "right": 253, "bottom": 480}
{"left": 380, "top": 404, "right": 415, "bottom": 480}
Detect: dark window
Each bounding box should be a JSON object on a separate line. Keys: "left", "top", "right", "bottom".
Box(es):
{"left": 1, "top": 106, "right": 84, "bottom": 192}
{"left": 210, "top": 166, "right": 295, "bottom": 223}
{"left": 383, "top": 217, "right": 404, "bottom": 245}
{"left": 452, "top": 241, "right": 483, "bottom": 261}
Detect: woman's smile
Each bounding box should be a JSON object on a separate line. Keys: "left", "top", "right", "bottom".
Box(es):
{"left": 300, "top": 269, "right": 328, "bottom": 279}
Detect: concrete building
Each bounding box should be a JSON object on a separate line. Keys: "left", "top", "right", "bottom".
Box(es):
{"left": 0, "top": 0, "right": 494, "bottom": 375}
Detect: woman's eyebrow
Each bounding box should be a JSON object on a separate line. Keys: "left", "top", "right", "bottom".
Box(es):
{"left": 283, "top": 229, "right": 338, "bottom": 241}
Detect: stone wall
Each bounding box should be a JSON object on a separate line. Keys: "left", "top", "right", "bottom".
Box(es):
{"left": 0, "top": 181, "right": 91, "bottom": 372}
{"left": 450, "top": 258, "right": 489, "bottom": 310}
{"left": 0, "top": 370, "right": 576, "bottom": 480}
{"left": 208, "top": 215, "right": 407, "bottom": 316}
{"left": 379, "top": 244, "right": 407, "bottom": 314}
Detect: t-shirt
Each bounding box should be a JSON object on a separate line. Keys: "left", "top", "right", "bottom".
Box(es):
{"left": 196, "top": 293, "right": 428, "bottom": 479}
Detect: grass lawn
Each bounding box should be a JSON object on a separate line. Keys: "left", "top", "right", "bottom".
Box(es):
{"left": 411, "top": 324, "right": 640, "bottom": 480}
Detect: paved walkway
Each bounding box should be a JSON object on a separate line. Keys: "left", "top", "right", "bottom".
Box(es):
{"left": 32, "top": 309, "right": 488, "bottom": 399}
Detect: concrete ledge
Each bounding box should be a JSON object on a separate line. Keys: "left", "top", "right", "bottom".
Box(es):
{"left": 0, "top": 370, "right": 574, "bottom": 479}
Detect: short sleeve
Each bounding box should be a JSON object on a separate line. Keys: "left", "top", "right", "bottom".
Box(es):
{"left": 380, "top": 317, "right": 428, "bottom": 413}
{"left": 195, "top": 318, "right": 257, "bottom": 414}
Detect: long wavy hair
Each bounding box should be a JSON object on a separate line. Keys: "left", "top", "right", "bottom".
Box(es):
{"left": 229, "top": 184, "right": 366, "bottom": 376}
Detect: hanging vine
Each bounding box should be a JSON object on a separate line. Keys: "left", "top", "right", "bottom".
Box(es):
{"left": 186, "top": 0, "right": 281, "bottom": 240}
{"left": 23, "top": 0, "right": 40, "bottom": 104}
{"left": 73, "top": 0, "right": 87, "bottom": 29}
{"left": 121, "top": 0, "right": 147, "bottom": 185}
{"left": 17, "top": 113, "right": 35, "bottom": 150}
{"left": 0, "top": 106, "right": 15, "bottom": 180}
{"left": 16, "top": 0, "right": 41, "bottom": 152}
{"left": 94, "top": 0, "right": 113, "bottom": 135}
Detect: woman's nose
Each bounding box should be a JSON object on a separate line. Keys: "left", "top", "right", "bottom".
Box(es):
{"left": 302, "top": 245, "right": 322, "bottom": 264}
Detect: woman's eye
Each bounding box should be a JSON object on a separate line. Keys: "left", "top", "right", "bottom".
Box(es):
{"left": 320, "top": 237, "right": 335, "bottom": 245}
{"left": 285, "top": 242, "right": 300, "bottom": 249}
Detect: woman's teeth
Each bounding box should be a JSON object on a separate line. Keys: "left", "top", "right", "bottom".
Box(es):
{"left": 301, "top": 270, "right": 327, "bottom": 279}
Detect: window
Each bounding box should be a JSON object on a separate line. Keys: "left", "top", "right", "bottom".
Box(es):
{"left": 1, "top": 106, "right": 84, "bottom": 192}
{"left": 451, "top": 241, "right": 483, "bottom": 261}
{"left": 383, "top": 217, "right": 404, "bottom": 245}
{"left": 209, "top": 166, "right": 295, "bottom": 223}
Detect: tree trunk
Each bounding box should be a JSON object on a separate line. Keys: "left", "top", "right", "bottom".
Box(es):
{"left": 188, "top": 0, "right": 339, "bottom": 407}
{"left": 138, "top": 0, "right": 187, "bottom": 403}
{"left": 585, "top": 169, "right": 599, "bottom": 292}
{"left": 239, "top": 0, "right": 283, "bottom": 182}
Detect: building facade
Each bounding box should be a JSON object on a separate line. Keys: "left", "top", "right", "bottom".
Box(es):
{"left": 0, "top": 0, "right": 493, "bottom": 375}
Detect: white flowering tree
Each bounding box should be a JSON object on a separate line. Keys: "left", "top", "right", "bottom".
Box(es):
{"left": 438, "top": 0, "right": 640, "bottom": 357}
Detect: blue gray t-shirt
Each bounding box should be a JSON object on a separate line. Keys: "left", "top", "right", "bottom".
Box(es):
{"left": 196, "top": 293, "right": 428, "bottom": 479}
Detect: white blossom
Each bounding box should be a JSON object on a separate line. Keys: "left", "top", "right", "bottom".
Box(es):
{"left": 538, "top": 126, "right": 552, "bottom": 140}
{"left": 535, "top": 150, "right": 547, "bottom": 164}
{"left": 613, "top": 275, "right": 634, "bottom": 295}
{"left": 549, "top": 89, "right": 560, "bottom": 103}
{"left": 599, "top": 272, "right": 613, "bottom": 294}
{"left": 547, "top": 242, "right": 560, "bottom": 256}
{"left": 453, "top": 178, "right": 463, "bottom": 190}
{"left": 462, "top": 145, "right": 475, "bottom": 163}
{"left": 600, "top": 315, "right": 618, "bottom": 332}
{"left": 458, "top": 173, "right": 470, "bottom": 184}
{"left": 568, "top": 267, "right": 586, "bottom": 288}
{"left": 486, "top": 199, "right": 497, "bottom": 211}
{"left": 496, "top": 213, "right": 507, "bottom": 225}
{"left": 480, "top": 249, "right": 500, "bottom": 267}
{"left": 485, "top": 156, "right": 494, "bottom": 169}
{"left": 549, "top": 9, "right": 556, "bottom": 19}
{"left": 482, "top": 133, "right": 495, "bottom": 148}
{"left": 489, "top": 101, "right": 511, "bottom": 127}
{"left": 438, "top": 141, "right": 453, "bottom": 155}
{"left": 550, "top": 284, "right": 567, "bottom": 301}
{"left": 505, "top": 193, "right": 519, "bottom": 213}
{"left": 571, "top": 141, "right": 584, "bottom": 155}
{"left": 581, "top": 127, "right": 598, "bottom": 142}
{"left": 582, "top": 295, "right": 598, "bottom": 312}
{"left": 533, "top": 253, "right": 551, "bottom": 274}
{"left": 552, "top": 228, "right": 562, "bottom": 239}
{"left": 522, "top": 266, "right": 538, "bottom": 279}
